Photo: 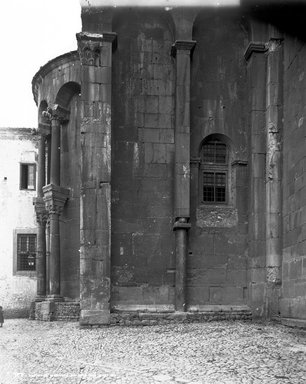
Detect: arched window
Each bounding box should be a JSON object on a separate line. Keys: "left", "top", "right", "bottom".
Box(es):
{"left": 200, "top": 136, "right": 229, "bottom": 204}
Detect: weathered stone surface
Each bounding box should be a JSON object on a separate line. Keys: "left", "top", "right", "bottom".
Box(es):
{"left": 196, "top": 206, "right": 238, "bottom": 228}
{"left": 29, "top": 5, "right": 306, "bottom": 326}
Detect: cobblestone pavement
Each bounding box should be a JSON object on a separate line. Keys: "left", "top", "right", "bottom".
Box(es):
{"left": 0, "top": 320, "right": 305, "bottom": 384}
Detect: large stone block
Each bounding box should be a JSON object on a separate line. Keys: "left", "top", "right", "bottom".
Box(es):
{"left": 80, "top": 309, "right": 110, "bottom": 326}
{"left": 226, "top": 269, "right": 247, "bottom": 286}
{"left": 144, "top": 113, "right": 159, "bottom": 128}
{"left": 187, "top": 286, "right": 210, "bottom": 305}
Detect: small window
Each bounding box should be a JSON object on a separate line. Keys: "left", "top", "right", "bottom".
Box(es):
{"left": 17, "top": 234, "right": 36, "bottom": 271}
{"left": 200, "top": 137, "right": 228, "bottom": 204}
{"left": 203, "top": 171, "right": 227, "bottom": 203}
{"left": 20, "top": 163, "right": 36, "bottom": 190}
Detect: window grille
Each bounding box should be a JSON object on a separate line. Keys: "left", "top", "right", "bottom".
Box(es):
{"left": 201, "top": 138, "right": 228, "bottom": 204}
{"left": 202, "top": 140, "right": 227, "bottom": 164}
{"left": 203, "top": 171, "right": 226, "bottom": 202}
{"left": 17, "top": 234, "right": 36, "bottom": 271}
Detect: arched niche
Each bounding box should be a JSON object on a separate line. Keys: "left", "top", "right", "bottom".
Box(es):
{"left": 55, "top": 82, "right": 81, "bottom": 111}
{"left": 198, "top": 133, "right": 234, "bottom": 159}
{"left": 54, "top": 81, "right": 81, "bottom": 300}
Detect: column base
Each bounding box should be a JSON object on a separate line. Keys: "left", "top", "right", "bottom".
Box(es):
{"left": 80, "top": 310, "right": 110, "bottom": 326}
{"left": 35, "top": 295, "right": 46, "bottom": 302}
{"left": 47, "top": 294, "right": 64, "bottom": 302}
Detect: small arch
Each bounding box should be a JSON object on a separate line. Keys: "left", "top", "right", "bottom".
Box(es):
{"left": 55, "top": 81, "right": 81, "bottom": 110}
{"left": 198, "top": 133, "right": 233, "bottom": 158}
{"left": 38, "top": 100, "right": 48, "bottom": 123}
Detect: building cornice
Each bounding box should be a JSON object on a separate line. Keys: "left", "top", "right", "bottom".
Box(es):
{"left": 32, "top": 51, "right": 80, "bottom": 106}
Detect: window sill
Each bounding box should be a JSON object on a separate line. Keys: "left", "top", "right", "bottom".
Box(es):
{"left": 14, "top": 271, "right": 37, "bottom": 278}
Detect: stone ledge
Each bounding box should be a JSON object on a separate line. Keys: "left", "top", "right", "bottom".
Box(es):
{"left": 33, "top": 302, "right": 252, "bottom": 325}
{"left": 112, "top": 304, "right": 175, "bottom": 313}
{"left": 110, "top": 307, "right": 252, "bottom": 326}
{"left": 281, "top": 317, "right": 306, "bottom": 329}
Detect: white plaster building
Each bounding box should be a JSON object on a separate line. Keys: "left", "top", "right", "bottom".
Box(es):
{"left": 0, "top": 128, "right": 38, "bottom": 317}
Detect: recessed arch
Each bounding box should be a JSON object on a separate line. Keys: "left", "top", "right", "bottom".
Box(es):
{"left": 198, "top": 133, "right": 234, "bottom": 158}
{"left": 55, "top": 82, "right": 81, "bottom": 110}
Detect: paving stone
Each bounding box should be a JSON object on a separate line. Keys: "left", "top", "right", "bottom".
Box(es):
{"left": 0, "top": 320, "right": 305, "bottom": 384}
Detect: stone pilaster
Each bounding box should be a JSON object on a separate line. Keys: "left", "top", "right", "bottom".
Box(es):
{"left": 34, "top": 197, "right": 48, "bottom": 298}
{"left": 172, "top": 40, "right": 195, "bottom": 312}
{"left": 265, "top": 36, "right": 283, "bottom": 318}
{"left": 244, "top": 41, "right": 268, "bottom": 318}
{"left": 76, "top": 31, "right": 117, "bottom": 325}
{"left": 43, "top": 184, "right": 69, "bottom": 298}
{"left": 34, "top": 121, "right": 49, "bottom": 299}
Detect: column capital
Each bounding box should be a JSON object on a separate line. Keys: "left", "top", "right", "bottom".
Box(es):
{"left": 44, "top": 104, "right": 70, "bottom": 124}
{"left": 267, "top": 38, "right": 283, "bottom": 53}
{"left": 76, "top": 31, "right": 117, "bottom": 66}
{"left": 34, "top": 197, "right": 48, "bottom": 224}
{"left": 244, "top": 42, "right": 268, "bottom": 61}
{"left": 43, "top": 184, "right": 70, "bottom": 215}
{"left": 171, "top": 40, "right": 196, "bottom": 57}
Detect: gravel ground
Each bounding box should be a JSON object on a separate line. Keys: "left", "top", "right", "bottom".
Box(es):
{"left": 0, "top": 319, "right": 305, "bottom": 384}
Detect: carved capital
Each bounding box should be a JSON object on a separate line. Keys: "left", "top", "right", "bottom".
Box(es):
{"left": 46, "top": 104, "right": 70, "bottom": 124}
{"left": 42, "top": 104, "right": 70, "bottom": 124}
{"left": 43, "top": 184, "right": 70, "bottom": 215}
{"left": 76, "top": 32, "right": 117, "bottom": 66}
{"left": 34, "top": 197, "right": 48, "bottom": 224}
{"left": 244, "top": 42, "right": 268, "bottom": 61}
{"left": 267, "top": 38, "right": 283, "bottom": 53}
{"left": 171, "top": 40, "right": 196, "bottom": 57}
